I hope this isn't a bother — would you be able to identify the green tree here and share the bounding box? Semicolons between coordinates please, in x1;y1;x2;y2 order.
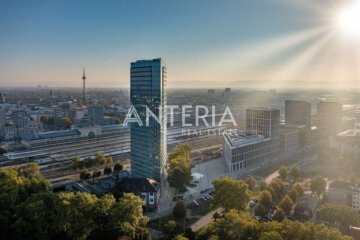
273;208;285;221
72;157;81;170
80;169;91;180
259;190;273;209
196;210;259;240
0;167;150;240
259;180;267;191
168;145;192;192
292;183;304;196
169;144;192;160
196;210;352;240
104;166;112;175
40;116;54;125
212;176;250;211
173;201;187;220
163;220;181;240
168;165;192;192
11;193;67;239
317;203;360;226
268;178;286;203
279;195;294;215
255;203;267;218
245;176;257;191
289;165;300;180
310;177;326;195
92;169;102;182
95;152;106;165
0;166;51;238
259;231;283;240
278;165;288;180
60;117;72;129
173;235;189;240
114;161;124;173
288;188;298;203
105;156;113;165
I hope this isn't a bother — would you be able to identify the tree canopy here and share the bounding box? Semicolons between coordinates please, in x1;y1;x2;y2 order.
0;166;150;240
310;177;326;196
289;166;301;180
173;201;187;220
168;144;192;192
317;203;360;227
245;176;257;191
196;210;352;240
278;165;288;180
211;176;250;211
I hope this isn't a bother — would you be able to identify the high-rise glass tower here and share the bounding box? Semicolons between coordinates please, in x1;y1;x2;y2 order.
317;101;342;136
285;100;311;129
130;58;167;183
246;107;280;138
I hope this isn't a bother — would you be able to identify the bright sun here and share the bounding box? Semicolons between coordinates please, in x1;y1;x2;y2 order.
337;1;360;37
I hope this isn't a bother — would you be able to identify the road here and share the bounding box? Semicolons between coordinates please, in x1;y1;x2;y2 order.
265;171;279;184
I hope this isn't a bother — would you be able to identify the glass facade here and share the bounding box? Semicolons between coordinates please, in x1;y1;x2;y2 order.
246;108;280;138
317;101;342;136
223;133;278;172
285;100;311;128
130;58;167;183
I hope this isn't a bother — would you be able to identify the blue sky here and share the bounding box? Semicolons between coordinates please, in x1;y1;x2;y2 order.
0;0;354;88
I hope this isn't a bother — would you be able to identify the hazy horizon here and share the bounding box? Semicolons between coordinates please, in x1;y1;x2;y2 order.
1;0;359;88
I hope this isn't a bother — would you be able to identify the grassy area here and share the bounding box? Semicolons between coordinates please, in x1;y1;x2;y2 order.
147;216;199;231
253;152;312;178
253;160;287;178
147;216;172;230
191;201;212;216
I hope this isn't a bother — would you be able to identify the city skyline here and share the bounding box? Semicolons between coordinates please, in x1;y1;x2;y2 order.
1;0;360;89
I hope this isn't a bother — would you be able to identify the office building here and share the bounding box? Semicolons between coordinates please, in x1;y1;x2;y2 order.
12;109;30;128
223;107;280;172
342;117;356;132
88;105;105;126
317;101;342;136
246;107;280;138
223;130;278;172
326;181;360;211
223;88;231;98
0;107;5;126
208;89;215;97
285;100;311;128
280;128;300;155
130;58;167;183
0;92;5;104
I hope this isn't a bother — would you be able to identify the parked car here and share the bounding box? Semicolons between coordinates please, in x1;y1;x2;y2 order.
248;200;257;208
192;200;199;207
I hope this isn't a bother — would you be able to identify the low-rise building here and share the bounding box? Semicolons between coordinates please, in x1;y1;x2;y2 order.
326;181;360;211
280;128;299;155
223;129;278;172
330;130;360;162
294;191;319;221
342;117;356;132
113;177;160;211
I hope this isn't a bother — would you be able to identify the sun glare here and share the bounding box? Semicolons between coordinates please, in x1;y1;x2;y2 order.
337;0;360;37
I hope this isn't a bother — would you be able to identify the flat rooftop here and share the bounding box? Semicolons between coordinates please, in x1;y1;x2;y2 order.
224;129;268;148
246;107;279;111
338;130;360;137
